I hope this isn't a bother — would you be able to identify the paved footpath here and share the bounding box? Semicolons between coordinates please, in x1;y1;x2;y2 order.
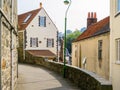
17;64;80;90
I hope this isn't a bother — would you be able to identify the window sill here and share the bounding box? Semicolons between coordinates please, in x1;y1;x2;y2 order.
115;61;120;65
47;47;54;48
115;11;120;17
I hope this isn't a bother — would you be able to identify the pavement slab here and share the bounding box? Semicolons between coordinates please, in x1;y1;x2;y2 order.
17;64;80;90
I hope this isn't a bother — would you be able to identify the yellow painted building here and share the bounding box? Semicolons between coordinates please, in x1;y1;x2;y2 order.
110;0;120;90
72;14;110;80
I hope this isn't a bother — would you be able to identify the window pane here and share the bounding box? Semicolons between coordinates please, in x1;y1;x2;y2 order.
32;38;36;47
30;38;38;47
39;16;46;27
47;38;54;47
116;39;120;61
118;0;120;11
48;39;52;47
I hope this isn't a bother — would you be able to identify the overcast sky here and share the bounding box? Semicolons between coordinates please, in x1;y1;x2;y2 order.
18;0;110;32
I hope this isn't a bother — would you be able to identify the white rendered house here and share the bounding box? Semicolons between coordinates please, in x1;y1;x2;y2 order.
18;3;58;58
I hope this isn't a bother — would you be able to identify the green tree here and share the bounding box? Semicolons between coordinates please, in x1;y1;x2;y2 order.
66;29;81;54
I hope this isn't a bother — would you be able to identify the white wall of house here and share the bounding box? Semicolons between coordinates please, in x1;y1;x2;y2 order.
25;8;58;54
110;0;120;90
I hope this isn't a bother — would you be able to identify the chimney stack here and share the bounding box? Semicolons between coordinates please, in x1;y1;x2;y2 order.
40;2;42;8
88;12;90;18
87;12;97;28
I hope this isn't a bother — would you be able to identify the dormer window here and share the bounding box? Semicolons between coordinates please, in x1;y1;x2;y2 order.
39;16;46;27
23;14;32;23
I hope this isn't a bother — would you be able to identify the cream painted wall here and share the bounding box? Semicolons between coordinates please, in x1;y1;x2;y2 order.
110;0;120;90
72;43;79;67
25;8;58;54
72;33;110;80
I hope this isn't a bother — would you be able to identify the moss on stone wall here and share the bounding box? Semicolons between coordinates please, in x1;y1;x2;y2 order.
18;32;24;62
18;47;24;62
18;32;23;47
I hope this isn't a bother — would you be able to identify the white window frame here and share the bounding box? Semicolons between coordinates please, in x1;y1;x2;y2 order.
116;39;120;64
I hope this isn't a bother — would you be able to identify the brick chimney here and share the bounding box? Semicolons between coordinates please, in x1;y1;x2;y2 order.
87;12;97;27
40;2;42;8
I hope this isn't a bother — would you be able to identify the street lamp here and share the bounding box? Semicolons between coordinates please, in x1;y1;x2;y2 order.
63;0;71;78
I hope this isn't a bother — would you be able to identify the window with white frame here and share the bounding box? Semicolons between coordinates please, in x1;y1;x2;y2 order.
39;16;46;27
47;38;54;47
117;0;120;12
30;38;38;47
116;39;120;62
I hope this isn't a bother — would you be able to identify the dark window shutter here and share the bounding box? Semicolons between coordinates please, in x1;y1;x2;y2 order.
98;40;102;60
44;17;46;27
24;30;27;48
30;38;32;47
52;39;54;47
47;38;48;47
36;38;38;47
39;16;40;26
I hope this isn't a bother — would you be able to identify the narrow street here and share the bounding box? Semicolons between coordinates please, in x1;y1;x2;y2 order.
17;64;80;90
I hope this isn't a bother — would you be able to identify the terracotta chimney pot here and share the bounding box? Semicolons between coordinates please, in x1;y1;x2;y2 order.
88;12;90;18
91;12;93;18
94;12;97;18
40;2;42;8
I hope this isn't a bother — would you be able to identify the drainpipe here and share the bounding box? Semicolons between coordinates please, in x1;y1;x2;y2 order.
0;1;2;89
0;2;1;8
10;0;13;89
10;28;13;90
57;31;59;62
0;11;2;90
23;30;26;60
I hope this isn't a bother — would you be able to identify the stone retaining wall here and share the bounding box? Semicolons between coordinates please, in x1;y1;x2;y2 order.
21;51;112;90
